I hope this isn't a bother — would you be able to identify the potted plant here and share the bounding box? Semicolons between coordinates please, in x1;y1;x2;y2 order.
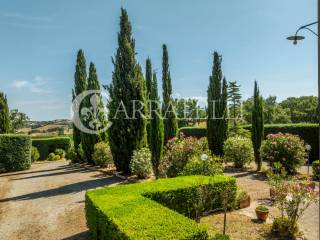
255;205;269;221
237;191;250;209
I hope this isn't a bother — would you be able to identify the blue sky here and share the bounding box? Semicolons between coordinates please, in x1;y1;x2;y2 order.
0;0;317;120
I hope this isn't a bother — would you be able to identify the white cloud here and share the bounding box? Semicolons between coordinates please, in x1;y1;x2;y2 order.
10;80;28;88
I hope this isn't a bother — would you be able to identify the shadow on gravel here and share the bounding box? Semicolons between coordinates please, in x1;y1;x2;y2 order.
0;175;120;203
224;166;267;181
62;231;89;240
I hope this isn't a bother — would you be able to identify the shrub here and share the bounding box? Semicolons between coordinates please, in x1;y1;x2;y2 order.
159;136;209;177
0;134;31;171
312;160;320;180
130;147;153;178
272;217;298;238
32;137;71;160
92;142;113;167
47;153;56;161
85;175;237;240
243;123;318;161
54;154;61;160
31;146;40;162
224;136;254;168
213;233;231;240
66;145;78;162
54;149;66;159
179;154;223;176
261;133;307;174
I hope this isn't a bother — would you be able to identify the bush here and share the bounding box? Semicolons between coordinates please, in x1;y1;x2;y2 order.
312;160;320;180
261;133;307;174
179;154;223;176
213;233;231;240
85;175;237;240
92;142;113;167
0;134;31;171
47;153;56;161
66;145;78;162
32;137;71;160
178;127;206;138
54;149;66;159
224;136;254;168
243;123;318;161
31;146;40;162
159;136;209;177
272;217;298;238
130;147;153;178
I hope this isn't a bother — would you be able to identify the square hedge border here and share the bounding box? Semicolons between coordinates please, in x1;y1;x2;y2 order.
85;175;236;240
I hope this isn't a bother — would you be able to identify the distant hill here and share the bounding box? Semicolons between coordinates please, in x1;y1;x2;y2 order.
18;119;73;137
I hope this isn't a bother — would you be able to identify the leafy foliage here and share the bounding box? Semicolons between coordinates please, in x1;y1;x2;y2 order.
0;134;31;171
224;136;254;168
261;133;307;174
162;44;178;142
130;147;153;179
174;98;205;127
9;109;29;132
227;81;241;126
31;146;40;162
213;233;231;240
107;8;147;173
0;92;10;134
207;52;228;156
251;81;264;171
54;148;66;158
312;160;320;180
92;142;113;167
85;175;236;240
32;137;71;160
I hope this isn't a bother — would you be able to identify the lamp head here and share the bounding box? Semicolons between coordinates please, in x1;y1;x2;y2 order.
287;35;305;44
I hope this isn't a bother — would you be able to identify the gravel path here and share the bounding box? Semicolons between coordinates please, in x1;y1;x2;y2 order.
0;160;122;240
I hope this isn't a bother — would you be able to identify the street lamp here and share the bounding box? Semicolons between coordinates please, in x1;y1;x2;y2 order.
287;2;320;162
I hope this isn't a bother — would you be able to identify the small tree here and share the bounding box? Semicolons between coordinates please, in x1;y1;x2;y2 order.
9;109;29;132
251;81;264;171
227;81;241;126
162;44;178;143
0;92;10;134
149;72;164;176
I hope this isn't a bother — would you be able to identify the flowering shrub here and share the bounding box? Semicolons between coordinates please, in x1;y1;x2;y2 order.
92;142;113;167
179;154;223;176
130;147;153;179
159;136;209;177
223;136;254;168
261;133;307;174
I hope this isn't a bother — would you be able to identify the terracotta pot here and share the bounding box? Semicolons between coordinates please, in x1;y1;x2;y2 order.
239;195;250;209
255;209;269;221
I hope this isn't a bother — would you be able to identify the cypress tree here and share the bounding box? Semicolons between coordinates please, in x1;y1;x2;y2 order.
251;81;264;171
73;49;87;160
162;44;178;143
107;8;147;173
150;72;164;176
81;62;107;163
145;58;152;146
207;52;228;156
0;92;10;133
227;81;242;126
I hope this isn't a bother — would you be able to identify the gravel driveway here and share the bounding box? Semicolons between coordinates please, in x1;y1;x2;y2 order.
0;160;121;240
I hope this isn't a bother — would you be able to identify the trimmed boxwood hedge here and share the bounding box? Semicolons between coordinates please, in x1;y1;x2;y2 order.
179;127;206;138
0;134;31;171
32;137;71;160
180;124;319;161
85;175;236;240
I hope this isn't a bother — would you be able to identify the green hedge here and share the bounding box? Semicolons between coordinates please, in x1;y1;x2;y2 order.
180;124;319;161
32;137;71;160
0;134;31;171
179;127;206;138
85;175;236;240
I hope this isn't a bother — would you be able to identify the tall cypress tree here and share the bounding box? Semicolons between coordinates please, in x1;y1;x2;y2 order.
0;92;10;134
73;49;87;160
162;44;178;143
207;52;228;156
251;81;264;171
150;72;164;176
107;8;147;173
81;62;107;163
145;58;152;146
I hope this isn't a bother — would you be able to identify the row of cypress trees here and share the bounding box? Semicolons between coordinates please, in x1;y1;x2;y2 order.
0;92;10;134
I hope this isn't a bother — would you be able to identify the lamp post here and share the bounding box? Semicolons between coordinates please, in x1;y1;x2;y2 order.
287;1;320;162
